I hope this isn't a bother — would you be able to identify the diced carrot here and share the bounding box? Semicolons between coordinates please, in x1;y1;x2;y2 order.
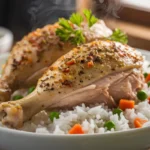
134;118;148;128
119;99;135;110
145;74;150;83
148;97;150;104
87;61;94;68
69;124;84;134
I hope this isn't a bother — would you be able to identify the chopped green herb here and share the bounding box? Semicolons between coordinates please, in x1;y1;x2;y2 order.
56;9;98;45
104;121;115;131
13;95;23;100
56;18;85;45
137;90;148;101
113;108;123;117
144;73;148;78
109;28;128;44
70;13;83;26
49;112;60;122
147;82;150;87
83;9;98;27
28;86;36;94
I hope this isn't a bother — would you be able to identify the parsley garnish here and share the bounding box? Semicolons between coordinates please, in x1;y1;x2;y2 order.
56;18;85;45
56;9;98;45
109;28;128;44
83;9;98;27
56;10;128;45
69;13;83;26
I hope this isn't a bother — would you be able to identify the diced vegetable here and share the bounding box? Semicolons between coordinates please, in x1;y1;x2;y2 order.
113;108;123;117
137;90;148;101
144;72;148;78
87;61;94;68
148;97;150;104
28;86;36;94
49;112;60;122
119;99;135;110
134;118;148;128
66;60;76;66
12;95;23;100
147;82;150;87
104;121;115;131
145;74;150;83
69;124;84;134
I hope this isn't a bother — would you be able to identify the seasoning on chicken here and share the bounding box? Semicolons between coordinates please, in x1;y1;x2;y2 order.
0;40;144;128
0;11;113;102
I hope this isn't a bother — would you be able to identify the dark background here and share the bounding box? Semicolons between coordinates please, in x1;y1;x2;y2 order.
0;0;76;41
0;0;150;50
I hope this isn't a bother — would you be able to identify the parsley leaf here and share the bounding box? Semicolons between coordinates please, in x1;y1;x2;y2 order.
70;13;83;26
56;9;98;45
58;18;72;31
109;28;128;44
70;30;85;45
83;9;98;27
56;18;85;45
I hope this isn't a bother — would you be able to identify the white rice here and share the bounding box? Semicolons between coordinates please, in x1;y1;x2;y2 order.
2;60;150;135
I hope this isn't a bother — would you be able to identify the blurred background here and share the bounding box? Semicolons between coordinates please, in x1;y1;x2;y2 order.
0;0;150;54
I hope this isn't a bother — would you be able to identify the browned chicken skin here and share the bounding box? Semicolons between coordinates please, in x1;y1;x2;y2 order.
0;40;144;128
0;20;112;102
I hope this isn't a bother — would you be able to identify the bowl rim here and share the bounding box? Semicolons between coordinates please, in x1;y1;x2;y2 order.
0;49;150;138
0;123;150;138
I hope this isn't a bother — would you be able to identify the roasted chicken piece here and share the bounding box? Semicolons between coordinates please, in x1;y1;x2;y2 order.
0;20;112;102
0;40;144;128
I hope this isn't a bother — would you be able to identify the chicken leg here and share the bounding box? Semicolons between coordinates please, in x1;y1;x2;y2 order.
0;40;144;128
0;20;112;102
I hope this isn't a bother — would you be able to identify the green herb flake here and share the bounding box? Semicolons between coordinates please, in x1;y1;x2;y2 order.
104;121;115;131
83;9;98;27
56;9;99;45
137;90;148;101
109;28;128;44
13;95;23;100
49;112;60;122
147;82;150;87
56;17;85;45
28;86;36;94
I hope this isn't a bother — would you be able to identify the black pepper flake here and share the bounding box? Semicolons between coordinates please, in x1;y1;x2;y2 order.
50;87;54;90
78;70;84;75
62;68;70;73
80;79;83;83
94;56;102;63
81;60;85;64
62;80;72;86
12;59;20;71
87;56;93;61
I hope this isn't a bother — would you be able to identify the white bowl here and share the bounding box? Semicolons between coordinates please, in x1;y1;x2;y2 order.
0;49;150;150
0;27;13;54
